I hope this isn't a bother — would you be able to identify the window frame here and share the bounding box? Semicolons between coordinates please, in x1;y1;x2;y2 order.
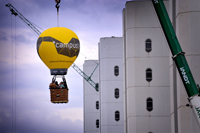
114;88;119;99
146;68;152;82
146;97;153;112
114;66;119;76
145;39;152;53
96;101;99;110
96;119;99;128
115;111;120;121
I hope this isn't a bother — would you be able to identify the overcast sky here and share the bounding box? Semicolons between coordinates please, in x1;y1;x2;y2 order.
0;0;128;132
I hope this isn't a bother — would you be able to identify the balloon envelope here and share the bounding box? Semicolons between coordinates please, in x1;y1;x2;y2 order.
37;27;80;75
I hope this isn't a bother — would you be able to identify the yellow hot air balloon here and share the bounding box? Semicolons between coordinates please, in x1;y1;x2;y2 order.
37;27;80;103
37;27;80;75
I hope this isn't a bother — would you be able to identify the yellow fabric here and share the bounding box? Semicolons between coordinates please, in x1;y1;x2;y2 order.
37;27;80;70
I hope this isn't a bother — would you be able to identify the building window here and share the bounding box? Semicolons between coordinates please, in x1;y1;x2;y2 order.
114;88;119;99
146;68;152;82
114;66;119;76
96;119;99;128
145;39;152;53
115;111;120;121
147;98;153;112
96;101;99;110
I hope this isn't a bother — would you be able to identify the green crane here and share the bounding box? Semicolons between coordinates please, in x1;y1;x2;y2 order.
151;0;200;126
6;3;99;91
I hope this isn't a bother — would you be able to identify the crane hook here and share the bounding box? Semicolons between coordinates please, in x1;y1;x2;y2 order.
55;0;61;13
55;0;61;27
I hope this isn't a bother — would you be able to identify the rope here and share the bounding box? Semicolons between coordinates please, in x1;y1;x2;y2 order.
57;12;59;27
80;52;99;64
14;16;17;133
11;12;14;133
11;13;17;133
56;3;60;27
31;21;44;31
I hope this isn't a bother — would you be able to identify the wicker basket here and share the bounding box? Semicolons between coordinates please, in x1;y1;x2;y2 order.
50;88;69;103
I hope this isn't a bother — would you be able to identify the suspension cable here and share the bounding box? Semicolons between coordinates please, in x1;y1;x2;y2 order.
14;15;17;133
11;14;13;133
55;0;61;27
11;13;17;133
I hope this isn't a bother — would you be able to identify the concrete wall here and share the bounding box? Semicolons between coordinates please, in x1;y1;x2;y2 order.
83;60;100;133
123;1;171;133
169;0;200;132
83;0;200;132
98;37;124;133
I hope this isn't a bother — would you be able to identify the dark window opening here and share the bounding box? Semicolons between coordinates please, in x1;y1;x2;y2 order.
145;39;152;53
114;66;119;76
96;101;99;110
96;119;99;128
115;88;119;99
146;68;152;82
115;111;120;121
147;98;153;112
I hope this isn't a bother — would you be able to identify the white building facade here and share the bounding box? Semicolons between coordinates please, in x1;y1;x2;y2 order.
123;1;171;133
83;37;124;133
98;37;124;133
83;60;100;133
84;0;200;133
169;0;200;132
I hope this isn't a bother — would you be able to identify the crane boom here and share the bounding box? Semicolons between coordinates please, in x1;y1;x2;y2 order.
71;63;99;91
6;3;99;91
151;0;200;127
6;3;41;36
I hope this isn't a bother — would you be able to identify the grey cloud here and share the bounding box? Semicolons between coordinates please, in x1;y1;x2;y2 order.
0;61;12;90
0;31;9;41
0;106;83;133
0;83;83;133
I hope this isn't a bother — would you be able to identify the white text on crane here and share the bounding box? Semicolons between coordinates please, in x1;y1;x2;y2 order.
180;67;190;84
195;107;200;118
153;0;159;4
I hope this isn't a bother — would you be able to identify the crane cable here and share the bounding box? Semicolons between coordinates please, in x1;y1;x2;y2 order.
55;0;61;27
11;13;17;133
